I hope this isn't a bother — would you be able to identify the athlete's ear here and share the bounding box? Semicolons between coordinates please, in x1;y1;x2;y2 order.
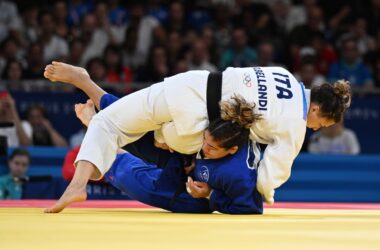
228;146;239;155
310;103;320;113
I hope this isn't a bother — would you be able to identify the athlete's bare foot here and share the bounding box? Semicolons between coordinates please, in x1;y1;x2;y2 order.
44;183;87;213
75;99;96;127
44;61;90;88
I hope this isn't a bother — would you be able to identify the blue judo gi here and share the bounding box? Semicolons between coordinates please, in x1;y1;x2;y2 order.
100;94;263;214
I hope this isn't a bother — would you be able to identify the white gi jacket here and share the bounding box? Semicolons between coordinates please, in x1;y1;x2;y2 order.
163;67;309;204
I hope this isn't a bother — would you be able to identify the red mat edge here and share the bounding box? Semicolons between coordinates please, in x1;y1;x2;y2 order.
1;200;380;210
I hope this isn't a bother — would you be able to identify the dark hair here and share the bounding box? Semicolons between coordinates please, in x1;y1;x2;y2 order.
1;59;23;80
103;44;123;73
9;148;30;162
208;95;262;149
25;104;49;120
310;80;352;122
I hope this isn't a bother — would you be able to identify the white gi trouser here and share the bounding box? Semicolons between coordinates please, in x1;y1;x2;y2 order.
76;79;205;180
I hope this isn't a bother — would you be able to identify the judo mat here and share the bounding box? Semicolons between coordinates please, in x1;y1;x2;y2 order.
1;200;380;250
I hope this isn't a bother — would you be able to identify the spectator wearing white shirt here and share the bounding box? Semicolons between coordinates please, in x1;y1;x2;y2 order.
78;13;110;67
124;3;160;65
38;11;69;63
308;120;360;155
0;92;31;147
0;0;22;43
187;39;217;72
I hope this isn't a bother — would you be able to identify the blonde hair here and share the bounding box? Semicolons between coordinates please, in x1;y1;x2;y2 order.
220;94;262;129
208;95;261;149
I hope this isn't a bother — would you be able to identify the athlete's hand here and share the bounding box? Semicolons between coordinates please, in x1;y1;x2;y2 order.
184;159;195;175
186;177;211;199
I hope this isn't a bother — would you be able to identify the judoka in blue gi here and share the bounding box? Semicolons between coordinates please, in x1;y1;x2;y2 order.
101;93;263;214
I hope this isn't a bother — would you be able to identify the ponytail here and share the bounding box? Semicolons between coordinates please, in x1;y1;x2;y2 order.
310;80;352;122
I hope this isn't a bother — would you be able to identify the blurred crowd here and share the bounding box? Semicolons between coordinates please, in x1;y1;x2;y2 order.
0;0;379;91
1;0;379;153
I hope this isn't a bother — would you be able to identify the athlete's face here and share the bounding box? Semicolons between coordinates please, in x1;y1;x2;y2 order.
201;130;238;159
306;103;336;131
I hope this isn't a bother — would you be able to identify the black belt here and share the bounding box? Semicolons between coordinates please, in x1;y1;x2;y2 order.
169;72;222;208
206;72;223;121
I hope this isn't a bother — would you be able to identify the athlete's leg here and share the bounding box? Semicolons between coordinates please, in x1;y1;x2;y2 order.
104;153;212;213
47;84;173;213
44;61;106;110
45;100;120;213
44;160;94;213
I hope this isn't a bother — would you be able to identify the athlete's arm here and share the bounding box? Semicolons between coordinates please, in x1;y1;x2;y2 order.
256;118;306;204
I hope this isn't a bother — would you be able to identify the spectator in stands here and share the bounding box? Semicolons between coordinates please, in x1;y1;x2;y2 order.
0;148;30;199
294;57;326;88
201;27;219;66
38;11;69;63
271;0;316;33
164;1;187;35
77;13;111;67
2;59;24;90
172;59;188;75
104;45;133;85
67;0;93;28
349;17;376;55
0;92;31;147
220;28;257;69
23;42;44;79
25;104;67;147
166;31;184;69
289;6;325;48
255;41;279;67
0;37;24;76
126;2;160;65
209;4;233;53
53;1;69;39
328;37;374;90
187;39;217;72
94;2;123;45
122;25;145;70
67;39;84;66
86;57;107;84
20;3;39;45
363;0;380;36
135;45;169;82
308;120;360;155
108;0;128;26
146;0;169;24
309;32;338;75
0;0;22;43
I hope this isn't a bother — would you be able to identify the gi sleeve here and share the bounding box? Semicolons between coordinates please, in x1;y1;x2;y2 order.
255;118;306;205
100;93;120;110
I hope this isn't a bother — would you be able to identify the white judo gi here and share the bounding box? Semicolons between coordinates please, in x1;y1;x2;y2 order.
77;66;309;204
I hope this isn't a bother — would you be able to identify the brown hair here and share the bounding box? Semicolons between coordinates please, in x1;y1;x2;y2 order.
310;80;352;122
208;95;262;149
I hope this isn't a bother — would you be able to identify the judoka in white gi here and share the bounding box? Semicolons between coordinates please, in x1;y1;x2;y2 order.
43;62;351;213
